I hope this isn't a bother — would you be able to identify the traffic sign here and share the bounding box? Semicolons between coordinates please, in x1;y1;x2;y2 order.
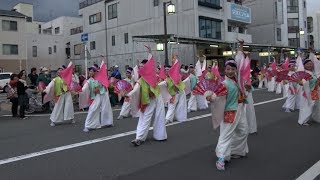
81;33;88;42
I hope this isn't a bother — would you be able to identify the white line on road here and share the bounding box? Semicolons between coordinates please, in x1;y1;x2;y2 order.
296;160;320;180
0;97;284;166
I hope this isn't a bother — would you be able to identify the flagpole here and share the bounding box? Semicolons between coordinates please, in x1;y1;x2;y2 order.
85;43;88;78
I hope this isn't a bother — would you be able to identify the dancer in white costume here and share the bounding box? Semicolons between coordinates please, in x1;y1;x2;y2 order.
258;64;267;88
117;67;135;120
282;61;297;112
82;66;113;132
297;58;320;126
46;66;74;127
129;59;167;146
163;64;188;124
267;63;276;92
245;71;257;134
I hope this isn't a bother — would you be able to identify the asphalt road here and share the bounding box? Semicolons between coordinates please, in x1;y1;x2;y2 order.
0;89;319;180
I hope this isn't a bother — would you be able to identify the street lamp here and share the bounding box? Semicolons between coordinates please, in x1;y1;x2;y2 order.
163;1;176;66
156;43;164;51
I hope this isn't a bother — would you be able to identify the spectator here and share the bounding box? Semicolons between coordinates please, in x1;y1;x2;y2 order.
79;70;86;87
17;72;28;119
36;67;51;111
28;68;38;87
111;65;122;80
8;74;19;117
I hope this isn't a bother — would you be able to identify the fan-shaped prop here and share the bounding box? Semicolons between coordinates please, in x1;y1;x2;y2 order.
275;70;290;82
266;70;276;78
192;79;227;96
114;80;133;94
70;81;82;92
109;77;118;84
290;71;312;82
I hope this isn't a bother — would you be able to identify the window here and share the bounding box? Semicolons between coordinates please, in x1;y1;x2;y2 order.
54;45;57;53
275;2;278;19
70;26;83;35
89;12;101;24
2;20;17;31
49;47;52;54
124;33;128;44
198;0;221;9
288;18;299;33
90;41;96;50
154;0;159;6
199;16;222;39
74;44;83;55
277;28;281;41
112;35;115;46
108;3;117;20
304;21;307;28
38;24;41;34
307;17;313;33
303;1;306;8
288;38;298;47
287;0;298;13
32;46;37;57
2;44;18;55
55;27;60;34
239;27;245;34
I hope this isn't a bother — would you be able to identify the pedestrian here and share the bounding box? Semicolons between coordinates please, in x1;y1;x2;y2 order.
28;68;38;87
128;59;167;146
17;72;29;119
82;65;113;132
111;65;122;80
6;74;19;117
46;66;75;126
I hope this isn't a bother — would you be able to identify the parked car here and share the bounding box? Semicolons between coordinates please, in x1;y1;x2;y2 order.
0;72;12;91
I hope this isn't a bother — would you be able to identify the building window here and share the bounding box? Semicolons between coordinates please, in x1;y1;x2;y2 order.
32;46;37;57
199;16;222;39
89;12;102;24
277;28;281;41
288;38;298;47
303;1;306;8
3;44;18;55
54;45;57;53
239;27;245;34
154;0;159;6
287;0;298;13
55;27;60;34
275;2;278;19
108;3;117;20
287;18;299;33
49;47;52;54
74;44;83;55
70;26;83;35
90;41;96;50
198;0;221;9
2;20;17;31
124;33;128;44
307;17;313;33
112;35;115;46
38;24;41;34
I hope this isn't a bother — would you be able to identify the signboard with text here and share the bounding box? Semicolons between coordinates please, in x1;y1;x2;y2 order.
231;3;251;23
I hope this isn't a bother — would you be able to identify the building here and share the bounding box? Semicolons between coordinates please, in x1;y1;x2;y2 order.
245;0;308;48
0;9;28;72
307;11;320;51
76;0;252;73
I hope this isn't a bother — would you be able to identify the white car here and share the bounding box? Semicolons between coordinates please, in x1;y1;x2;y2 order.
0;72;12;89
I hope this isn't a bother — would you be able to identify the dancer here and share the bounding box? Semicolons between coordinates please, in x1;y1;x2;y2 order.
45;65;74;126
82;63;113;132
128;55;167;146
282;60;297;112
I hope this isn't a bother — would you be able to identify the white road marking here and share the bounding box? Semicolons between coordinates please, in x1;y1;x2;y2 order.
0;97;284;166
296;160;320;180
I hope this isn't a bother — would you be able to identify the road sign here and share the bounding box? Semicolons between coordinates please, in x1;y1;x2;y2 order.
81;33;88;42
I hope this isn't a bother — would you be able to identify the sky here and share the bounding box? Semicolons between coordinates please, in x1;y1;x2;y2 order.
0;0;320;22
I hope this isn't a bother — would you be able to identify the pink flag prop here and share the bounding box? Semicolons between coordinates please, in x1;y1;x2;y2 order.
168;59;181;84
211;64;221;80
138;54;157;87
270;61;277;72
60;62;73;86
282;57;290;70
159;65;167;80
95;61;110;88
296;55;304;71
242;56;251;83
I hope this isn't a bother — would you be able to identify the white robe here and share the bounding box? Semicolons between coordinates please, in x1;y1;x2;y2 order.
50;92;74;123
246;91;257;134
215;104;249;161
283;83;289;98
282;85;296;111
119;101;131;117
165;90;188;123
268;77;276;92
275;82;282;94
85;92;113;129
188;94;208;111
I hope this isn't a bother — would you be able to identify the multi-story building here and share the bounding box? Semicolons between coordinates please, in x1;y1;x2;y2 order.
245;0;308;48
0;9;28;72
307;11;320;51
76;0;252;73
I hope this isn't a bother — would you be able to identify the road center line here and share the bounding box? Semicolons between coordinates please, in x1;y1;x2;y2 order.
0;97;284;166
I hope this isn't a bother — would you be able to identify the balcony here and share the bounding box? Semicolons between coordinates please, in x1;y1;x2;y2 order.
225;2;251;24
225;32;252;43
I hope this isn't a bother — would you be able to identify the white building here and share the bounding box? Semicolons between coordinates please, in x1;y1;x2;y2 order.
307;11;320;51
245;0;308;48
75;0;252;74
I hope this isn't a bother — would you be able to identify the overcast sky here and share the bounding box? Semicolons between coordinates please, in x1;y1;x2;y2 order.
0;0;320;22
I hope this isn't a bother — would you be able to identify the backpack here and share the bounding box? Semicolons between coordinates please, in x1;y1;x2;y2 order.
5;84;17;99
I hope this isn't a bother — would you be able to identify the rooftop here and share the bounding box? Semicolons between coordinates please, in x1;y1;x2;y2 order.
0;9;27;18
